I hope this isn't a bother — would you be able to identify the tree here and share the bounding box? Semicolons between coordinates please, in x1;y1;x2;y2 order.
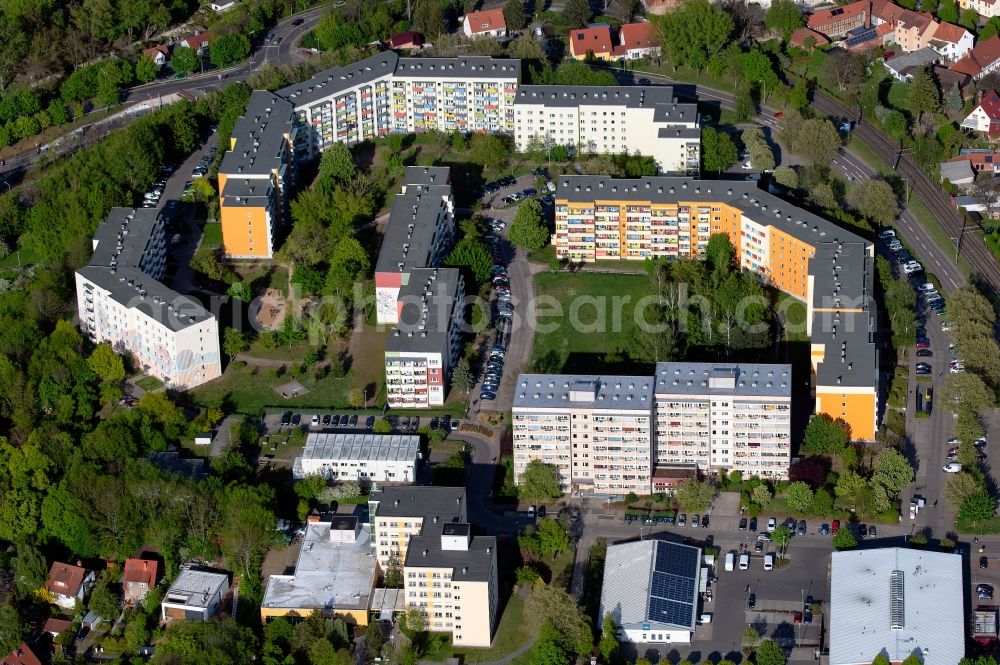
789;77;809;109
210;33;251;69
504;0;528;30
945;472;984;509
403;605;426;635
12;544;47;597
562;0;593;27
89;571;122;619
152;618;257;664
326;237;371;296
526;585;593;655
170;46;199;76
734;87;755;123
384;553;402;588
960;7;979;29
469;133;510;169
451;358;475;393
785;481;814;513
446;236;493;287
764;0;804;39
945;372;995;414
702;126;738;173
848;179;898;228
871;448;914;495
519;459;562;501
773;166;798;189
885;110;908;139
751;483;772;506
319;143;357;184
960;491;996;524
705;233;734;275
365;620;385;654
908;66;940;121
0;603;22;653
803;415;850;455
771;524;791;555
135;55;159;83
756;641;786;665
937;0;959;22
832;529;857;550
509;200;549;251
373;419;393;433
599;613;619;663
223;328;249;359
675;478;715;512
88;342;126;383
653;0;733;71
414;0;446;39
536;518;570;557
780;115;841;167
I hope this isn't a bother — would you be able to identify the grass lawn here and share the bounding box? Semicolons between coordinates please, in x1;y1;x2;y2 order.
135;376;164;391
188;362;355;415
528;245;557;266
202;222;223;247
450;591;533;664
958;515;1000;534
530;271;652;373
0;246;39;268
777;292;809;343
244;339;316;361
886;80;910;112
351;322;389;397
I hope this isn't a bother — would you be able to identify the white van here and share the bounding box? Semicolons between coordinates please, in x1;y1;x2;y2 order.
763;553;774;571
739;553;750;570
724;552;735;572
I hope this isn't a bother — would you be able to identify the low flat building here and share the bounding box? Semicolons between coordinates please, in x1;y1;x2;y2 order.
161;568;230;622
829;548;963;665
600;539;701;644
46;562;95;610
75;207;221;389
261;515;377;625
292;432;420;483
940;158;976;185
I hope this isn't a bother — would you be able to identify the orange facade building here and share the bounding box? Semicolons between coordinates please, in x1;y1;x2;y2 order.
218;91;298;259
554;176;878;440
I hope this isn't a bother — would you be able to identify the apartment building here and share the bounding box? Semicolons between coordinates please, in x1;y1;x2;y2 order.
277;53;520;159
511;375;655;494
653;363;792;480
375;167;465;408
512;85;700;175
368;486;497;648
75;207;221;389
551;175;878;441
217;91;298;259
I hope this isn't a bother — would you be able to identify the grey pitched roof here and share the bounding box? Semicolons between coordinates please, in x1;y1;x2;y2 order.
370;486;466;523
374;182;452;274
404;533;496;582
515;85;684;110
384;267;463;354
513;374;655;411
395;56;520;80
220;177;273;206
277;51;400;107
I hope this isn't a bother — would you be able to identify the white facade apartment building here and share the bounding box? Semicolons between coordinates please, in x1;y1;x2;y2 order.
277;53;520;159
292;433;420;483
75;207;221;389
511;375;656;495
653;363;792;480
512;85;701;175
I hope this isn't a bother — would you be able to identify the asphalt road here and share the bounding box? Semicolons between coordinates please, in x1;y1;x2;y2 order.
0;5;328;186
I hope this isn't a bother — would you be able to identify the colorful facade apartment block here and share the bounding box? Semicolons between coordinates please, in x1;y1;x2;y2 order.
552;176;878;442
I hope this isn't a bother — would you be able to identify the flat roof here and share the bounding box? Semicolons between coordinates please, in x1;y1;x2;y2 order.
165;569;229;608
262;521;376;612
653;362;792;398
829;548;964;665
405;533;496;582
298;432;420;462
219;91;293;177
370;486;466;523
512;374;655;411
385;267;463;354
394;56;520;80
600;539;700;632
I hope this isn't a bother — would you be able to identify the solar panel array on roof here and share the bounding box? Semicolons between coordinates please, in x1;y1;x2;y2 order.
646;542;698;625
846;27;878;47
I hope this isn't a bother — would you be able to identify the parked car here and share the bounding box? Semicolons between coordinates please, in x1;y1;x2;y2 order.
339;415;349;427
748;517;757;532
868;526;876;538
349;415;358;426
916;349;933;357
832;519;840;535
692;515;700;528
308;414;318;427
819;523;829;535
982;556;989;569
280;411;292;426
858;524;868;538
480;391;496;400
322;414;331;425
678;513;686;527
747;594;756;609
916;362;932;376
366;416;376;429
702;515;709;528
739;517;748;531
878;229;896;239
797;520;806;536
979;583;994;600
943;462;962;473
767;517;776;532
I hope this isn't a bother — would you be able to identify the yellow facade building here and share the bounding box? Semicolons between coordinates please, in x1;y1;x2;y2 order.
553;176;878;441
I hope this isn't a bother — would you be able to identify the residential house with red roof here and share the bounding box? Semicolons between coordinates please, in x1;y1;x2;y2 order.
790;27;830;50
618;22;661;60
142;44;170;68
462;9;507;38
0;645;41;665
42;618;73;639
807;1;869;38
928;21;974;61
123;558;160;604
45;562;95;610
569;25;616;60
951;36;1000;79
962;91;1000;136
180;31;212;54
387;31;423;50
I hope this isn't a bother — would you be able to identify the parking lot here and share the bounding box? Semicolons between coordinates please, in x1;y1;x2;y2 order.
261;410;459;436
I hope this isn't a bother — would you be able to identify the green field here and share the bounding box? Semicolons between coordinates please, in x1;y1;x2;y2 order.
201;222;223;247
530;271;653;373
189;362;354;415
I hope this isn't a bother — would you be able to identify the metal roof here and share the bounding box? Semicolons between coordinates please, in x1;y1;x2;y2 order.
599;539;700;632
298;433;420;463
829;548;964;665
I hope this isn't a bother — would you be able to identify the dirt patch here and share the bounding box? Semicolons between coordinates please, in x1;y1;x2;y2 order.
255;288;286;330
275;379;309;398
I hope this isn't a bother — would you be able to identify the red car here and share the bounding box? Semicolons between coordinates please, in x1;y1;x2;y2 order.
916;340;930;349
832;519;840;535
